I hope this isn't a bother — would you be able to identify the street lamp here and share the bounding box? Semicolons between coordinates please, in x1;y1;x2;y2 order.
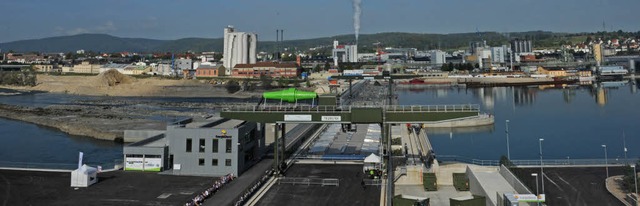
531;173;539;195
539;138;545;194
632;165;638;206
506;120;511;160
602;144;609;178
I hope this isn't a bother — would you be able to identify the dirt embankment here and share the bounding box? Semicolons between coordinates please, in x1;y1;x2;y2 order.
0;71;259;98
0;103;166;141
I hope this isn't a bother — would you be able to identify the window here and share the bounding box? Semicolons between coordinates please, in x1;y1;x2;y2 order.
186;139;192;152
198;158;205;166
212;159;218;166
226;139;232;153
225;159;232;166
212;139;219;153
199;139;205;153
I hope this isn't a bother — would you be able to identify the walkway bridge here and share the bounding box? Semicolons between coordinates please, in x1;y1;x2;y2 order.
221;104;480;124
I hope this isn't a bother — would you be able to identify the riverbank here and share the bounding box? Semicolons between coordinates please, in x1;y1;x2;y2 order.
0;74;260;98
0;103;166;141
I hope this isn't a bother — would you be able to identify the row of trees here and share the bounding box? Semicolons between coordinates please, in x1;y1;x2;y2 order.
440;62;478;72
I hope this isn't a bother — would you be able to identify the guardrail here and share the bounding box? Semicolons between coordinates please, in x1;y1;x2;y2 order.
437;155;640;167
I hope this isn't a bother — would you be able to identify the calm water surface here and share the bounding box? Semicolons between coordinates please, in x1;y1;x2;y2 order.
398;80;640;160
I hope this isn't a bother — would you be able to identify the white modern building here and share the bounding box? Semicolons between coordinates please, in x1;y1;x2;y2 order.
223;26;257;75
332;40;358;67
430;50;446;66
490;47;506;64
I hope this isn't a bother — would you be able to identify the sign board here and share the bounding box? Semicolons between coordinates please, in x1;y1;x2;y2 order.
144;158;162;172
321;116;342;121
284;114;312;121
364;77;374;80
125;157;144;171
173;164;181;170
125;157;162;172
514;194;545;202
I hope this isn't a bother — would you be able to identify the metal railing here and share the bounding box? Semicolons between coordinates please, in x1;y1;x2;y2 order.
0;159;123;171
278;177;339;186
222;104;480;113
385;104;480;113
437;155;639;167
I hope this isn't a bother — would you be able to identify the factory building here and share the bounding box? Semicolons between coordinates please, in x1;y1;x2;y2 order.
511;39;533;54
123;118;264;177
223;26;257;76
332;40;358;67
430;50;446;66
490;47;506;64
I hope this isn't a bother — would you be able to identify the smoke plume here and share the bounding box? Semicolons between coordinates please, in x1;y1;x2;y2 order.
352;0;362;43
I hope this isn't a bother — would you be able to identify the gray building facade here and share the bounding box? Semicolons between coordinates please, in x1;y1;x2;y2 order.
123;118;264;177
167;119;263;176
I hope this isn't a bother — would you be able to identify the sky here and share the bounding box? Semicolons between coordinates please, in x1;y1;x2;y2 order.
1;0;639;43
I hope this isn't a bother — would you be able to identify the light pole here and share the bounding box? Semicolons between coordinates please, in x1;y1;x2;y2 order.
602;144;609;178
632;165;638;206
506;120;511;160
539;138;545;194
532;173;540;206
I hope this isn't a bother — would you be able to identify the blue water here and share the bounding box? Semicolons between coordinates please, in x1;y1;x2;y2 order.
398;81;640;160
0;117;122;167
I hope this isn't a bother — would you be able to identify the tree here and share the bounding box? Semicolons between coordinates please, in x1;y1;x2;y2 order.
622;162;640;193
225;80;241;93
260;75;273;90
499;155;515;168
324;62;331;71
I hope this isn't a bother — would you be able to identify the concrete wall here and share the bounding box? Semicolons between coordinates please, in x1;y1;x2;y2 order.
466;167;494;206
123;130;165;143
498;165;536;206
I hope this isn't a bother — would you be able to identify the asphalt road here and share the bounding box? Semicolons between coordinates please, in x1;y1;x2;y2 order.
0;169;214;206
512;167;626;206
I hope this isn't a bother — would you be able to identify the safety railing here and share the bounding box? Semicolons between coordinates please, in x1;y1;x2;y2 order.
222;104;481;113
437;155;639;167
278;177;339;186
0;159;123;171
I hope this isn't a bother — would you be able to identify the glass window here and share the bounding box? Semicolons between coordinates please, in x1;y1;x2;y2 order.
212;159;218;166
212;139;219;153
199;139;205;153
225;159;232;166
198;158;204;166
226;139;232;153
186;138;192;152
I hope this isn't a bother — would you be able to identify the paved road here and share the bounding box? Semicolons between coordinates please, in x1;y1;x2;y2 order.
0;170;213;206
512;167;626;206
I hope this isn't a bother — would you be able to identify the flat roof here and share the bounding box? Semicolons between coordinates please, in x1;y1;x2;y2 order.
183;118;245;129
211;119;245;129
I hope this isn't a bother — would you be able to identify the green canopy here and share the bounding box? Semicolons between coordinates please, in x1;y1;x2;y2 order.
263;88;317;103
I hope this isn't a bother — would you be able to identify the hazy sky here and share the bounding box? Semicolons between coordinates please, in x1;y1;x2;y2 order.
1;0;638;43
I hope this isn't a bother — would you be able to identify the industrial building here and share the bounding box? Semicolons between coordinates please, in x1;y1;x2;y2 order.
223;26;257;75
430;50;446;66
123;118;264;177
232;62;299;78
511;39;533;54
332;40;358;67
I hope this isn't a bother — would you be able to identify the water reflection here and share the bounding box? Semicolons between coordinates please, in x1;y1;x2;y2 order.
397;80;640;160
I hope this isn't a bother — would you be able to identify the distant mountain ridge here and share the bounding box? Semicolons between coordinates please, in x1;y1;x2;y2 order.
0;31;580;53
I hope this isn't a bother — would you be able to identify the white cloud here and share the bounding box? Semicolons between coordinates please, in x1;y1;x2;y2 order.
53;21;117;36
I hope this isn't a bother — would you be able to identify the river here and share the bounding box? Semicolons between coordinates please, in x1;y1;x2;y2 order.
398;80;640;161
0;81;639;168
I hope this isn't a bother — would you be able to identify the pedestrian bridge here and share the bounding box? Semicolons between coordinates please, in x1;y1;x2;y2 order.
220;104;480;124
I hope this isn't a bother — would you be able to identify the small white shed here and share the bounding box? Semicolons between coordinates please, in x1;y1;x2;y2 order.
70;164;98;187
